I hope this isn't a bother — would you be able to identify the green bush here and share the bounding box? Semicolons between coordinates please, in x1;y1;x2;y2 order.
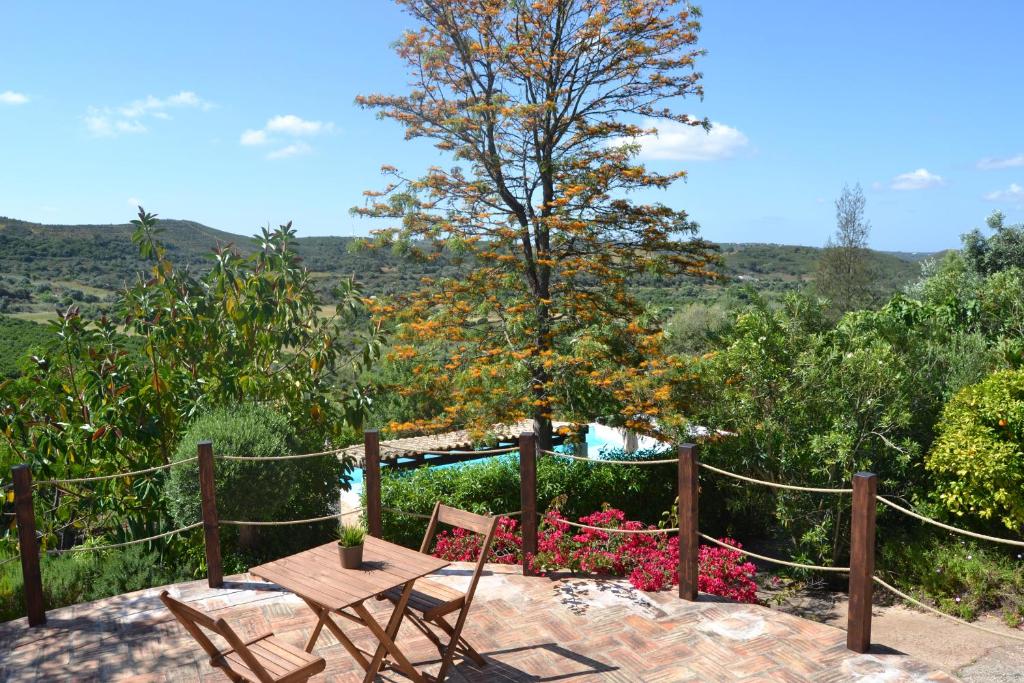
165;405;342;560
881;532;1024;625
926;369;1024;532
375;447;678;548
1;545;192;622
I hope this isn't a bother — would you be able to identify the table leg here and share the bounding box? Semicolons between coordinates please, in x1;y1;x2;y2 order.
300;597;371;671
354;582;421;683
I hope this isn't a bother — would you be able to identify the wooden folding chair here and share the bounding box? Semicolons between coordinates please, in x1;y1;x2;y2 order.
380;502;499;682
159;590;325;683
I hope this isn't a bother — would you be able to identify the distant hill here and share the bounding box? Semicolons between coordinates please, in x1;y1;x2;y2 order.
0;216;934;321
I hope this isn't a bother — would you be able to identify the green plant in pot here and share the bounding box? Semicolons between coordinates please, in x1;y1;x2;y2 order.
337;523;366;569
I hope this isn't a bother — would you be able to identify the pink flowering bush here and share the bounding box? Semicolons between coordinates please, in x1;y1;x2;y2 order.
430;504;759;603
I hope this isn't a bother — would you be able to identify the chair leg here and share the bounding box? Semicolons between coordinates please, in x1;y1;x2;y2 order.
433;613;487;669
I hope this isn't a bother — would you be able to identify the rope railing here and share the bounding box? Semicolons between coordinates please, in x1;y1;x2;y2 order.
697;462;854;494
381;445;519;457
539;449;679;465
557;519;678;534
217;447;348;462
43;522;203;556
378;506;524;520
872;575;1024;643
876;496;1024;548
0;555;20;568
32;457;199;486
220;513;342;526
697;533;851;573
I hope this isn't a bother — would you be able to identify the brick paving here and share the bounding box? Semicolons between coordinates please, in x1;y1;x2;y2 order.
0;564;956;682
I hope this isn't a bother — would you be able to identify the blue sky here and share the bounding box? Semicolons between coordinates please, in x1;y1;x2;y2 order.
1;1;1022;251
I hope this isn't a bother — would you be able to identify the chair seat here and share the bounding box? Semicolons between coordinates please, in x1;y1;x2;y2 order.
214;633;326;683
384;577;466;620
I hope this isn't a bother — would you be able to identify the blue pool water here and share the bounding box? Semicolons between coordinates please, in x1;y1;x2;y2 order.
346;425;621;493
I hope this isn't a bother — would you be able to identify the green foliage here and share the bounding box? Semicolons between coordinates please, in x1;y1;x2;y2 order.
374;448;677;548
963;211;1024;277
0;545;192;622
686;291;1006;564
0;208;378;561
337;523;366;547
881;533;1024;625
165;405;342;558
926;369;1024;532
0;315;51;378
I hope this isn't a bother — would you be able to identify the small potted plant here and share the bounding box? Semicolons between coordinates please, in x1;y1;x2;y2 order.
337;523;366;569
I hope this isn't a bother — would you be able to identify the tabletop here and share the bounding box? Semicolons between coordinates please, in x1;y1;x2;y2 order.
250;536;450;611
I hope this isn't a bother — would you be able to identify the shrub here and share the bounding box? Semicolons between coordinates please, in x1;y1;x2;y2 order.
375;447;677;548
881;533;1024;625
0;545;192;622
165;405;342;559
925;369;1024;532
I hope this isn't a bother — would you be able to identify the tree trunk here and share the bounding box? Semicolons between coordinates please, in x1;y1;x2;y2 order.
533;413;553;452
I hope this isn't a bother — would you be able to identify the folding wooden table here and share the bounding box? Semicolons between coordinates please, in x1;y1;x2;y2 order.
251;536;450;683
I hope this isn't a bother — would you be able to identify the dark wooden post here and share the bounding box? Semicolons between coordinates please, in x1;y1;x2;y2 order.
197;441;222;588
847;471;877;653
519;432;538;576
12;464;45;626
678;443;699;601
364;430;382;538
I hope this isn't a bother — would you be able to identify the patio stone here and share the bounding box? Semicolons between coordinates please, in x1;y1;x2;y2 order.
0;563;957;681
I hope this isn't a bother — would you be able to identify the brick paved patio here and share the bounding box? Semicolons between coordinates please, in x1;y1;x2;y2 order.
0;564;955;682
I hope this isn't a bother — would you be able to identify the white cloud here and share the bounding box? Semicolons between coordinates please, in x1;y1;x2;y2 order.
977;154;1024;171
127;197;144;207
618;119;749;162
241;114;335;158
267;142;312;160
240;129;268;145
983;183;1024;204
265;114;332;136
85;91;212;137
0;90;29;105
889;168;944;191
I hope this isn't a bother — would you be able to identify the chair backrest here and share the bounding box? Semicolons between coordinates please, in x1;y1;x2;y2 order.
159;591;276;683
419;503;500;609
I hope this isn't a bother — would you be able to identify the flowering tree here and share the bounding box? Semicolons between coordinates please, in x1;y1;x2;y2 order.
355;0;718;446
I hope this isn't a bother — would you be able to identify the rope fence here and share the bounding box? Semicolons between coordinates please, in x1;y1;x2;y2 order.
539;448;680;465
220;513;342;526
697;533;851;573
381;445;519;457
698;462;854;494
872;575;1024;643
558;519;678;534
43;522;203;556
32;457;199;486
217;447;347;462
876;496;1024;548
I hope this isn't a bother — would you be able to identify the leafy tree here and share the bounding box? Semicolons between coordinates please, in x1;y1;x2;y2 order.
962;210;1024;276
0;209;379;557
354;0;718;446
815;183;876;314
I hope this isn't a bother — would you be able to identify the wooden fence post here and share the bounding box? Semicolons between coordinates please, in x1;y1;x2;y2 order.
519;432;538;576
364;430;382;538
12;464;45;626
678;443;699;601
847;471;877;653
197;441;222;588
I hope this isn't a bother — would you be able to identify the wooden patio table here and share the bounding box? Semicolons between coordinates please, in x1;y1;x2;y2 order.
251;536;450;683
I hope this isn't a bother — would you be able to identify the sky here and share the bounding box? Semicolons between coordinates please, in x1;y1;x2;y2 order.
1;1;1023;252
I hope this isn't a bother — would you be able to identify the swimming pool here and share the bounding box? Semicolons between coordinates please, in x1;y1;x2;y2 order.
344;423;651;493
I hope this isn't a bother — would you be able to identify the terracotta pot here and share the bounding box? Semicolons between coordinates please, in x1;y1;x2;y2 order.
338;543;363;569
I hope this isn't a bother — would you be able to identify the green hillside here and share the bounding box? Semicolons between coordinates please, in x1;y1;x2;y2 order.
0;215;931;320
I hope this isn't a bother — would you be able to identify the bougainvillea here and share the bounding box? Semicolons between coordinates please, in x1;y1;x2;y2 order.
430;506;759;603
